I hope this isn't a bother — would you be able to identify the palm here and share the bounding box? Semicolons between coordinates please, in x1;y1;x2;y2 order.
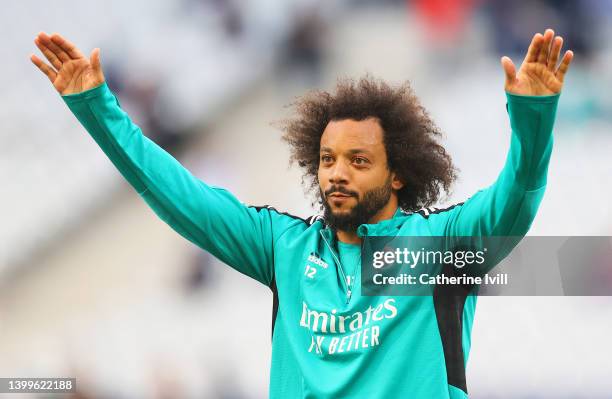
31;32;105;95
52;58;99;94
512;62;562;95
502;29;573;96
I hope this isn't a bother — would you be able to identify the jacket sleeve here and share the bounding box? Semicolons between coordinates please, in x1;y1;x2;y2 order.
426;92;560;271
62;82;295;287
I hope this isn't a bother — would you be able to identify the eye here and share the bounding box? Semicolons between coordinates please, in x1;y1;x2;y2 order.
320;154;333;163
353;157;369;166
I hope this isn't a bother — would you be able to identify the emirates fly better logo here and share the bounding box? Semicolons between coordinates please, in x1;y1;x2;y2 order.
300;299;398;355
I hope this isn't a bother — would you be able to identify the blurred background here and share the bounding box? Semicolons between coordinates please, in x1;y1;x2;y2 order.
1;0;612;397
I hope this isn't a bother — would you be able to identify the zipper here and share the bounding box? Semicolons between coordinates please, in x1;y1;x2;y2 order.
359;238;366;298
319;229;353;304
317;215;402;304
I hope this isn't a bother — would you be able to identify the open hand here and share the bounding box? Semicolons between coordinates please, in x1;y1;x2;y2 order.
30;32;105;95
501;29;573;96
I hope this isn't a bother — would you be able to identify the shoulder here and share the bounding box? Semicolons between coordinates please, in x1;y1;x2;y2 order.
248;205;323;233
411;203;465;220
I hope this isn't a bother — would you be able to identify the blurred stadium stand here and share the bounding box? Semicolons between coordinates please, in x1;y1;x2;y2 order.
0;0;345;272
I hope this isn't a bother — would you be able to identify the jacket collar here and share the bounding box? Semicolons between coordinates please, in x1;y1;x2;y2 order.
320;207;407;240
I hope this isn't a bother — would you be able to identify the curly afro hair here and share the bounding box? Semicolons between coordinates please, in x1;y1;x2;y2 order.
280;74;458;212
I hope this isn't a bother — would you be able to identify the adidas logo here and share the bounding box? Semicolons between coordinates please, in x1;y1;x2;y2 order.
307;253;328;269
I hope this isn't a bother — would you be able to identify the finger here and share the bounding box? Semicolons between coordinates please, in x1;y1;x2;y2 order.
537;29;554;64
50;33;85;59
555;50;574;82
90;48;105;81
524;33;543;63
38;32;71;63
90;48;100;71
547;36;563;71
30;54;57;83
501;56;516;86
34;37;63;70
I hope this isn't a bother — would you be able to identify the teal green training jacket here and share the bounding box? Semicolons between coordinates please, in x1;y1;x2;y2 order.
62;82;559;398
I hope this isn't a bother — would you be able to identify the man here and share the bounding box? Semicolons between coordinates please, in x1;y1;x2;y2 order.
31;28;572;398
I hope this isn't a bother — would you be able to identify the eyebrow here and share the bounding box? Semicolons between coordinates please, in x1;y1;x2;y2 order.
320;147;374;156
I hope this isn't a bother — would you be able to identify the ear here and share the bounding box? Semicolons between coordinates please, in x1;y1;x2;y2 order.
390;172;404;191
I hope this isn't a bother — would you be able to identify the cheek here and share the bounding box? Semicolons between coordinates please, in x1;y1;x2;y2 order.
317;174;324;196
359;168;382;184
357;169;388;192
317;167;327;186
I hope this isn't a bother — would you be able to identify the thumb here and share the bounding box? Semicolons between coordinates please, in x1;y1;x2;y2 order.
90;48;105;80
501;56;516;87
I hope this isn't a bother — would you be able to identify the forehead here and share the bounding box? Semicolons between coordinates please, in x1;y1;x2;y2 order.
320;118;384;150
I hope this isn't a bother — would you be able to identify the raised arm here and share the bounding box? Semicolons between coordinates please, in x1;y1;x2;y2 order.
30;32;297;286
425;29;573;269
430;89;559;236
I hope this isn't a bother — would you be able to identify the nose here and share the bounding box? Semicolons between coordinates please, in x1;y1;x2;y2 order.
328;160;349;185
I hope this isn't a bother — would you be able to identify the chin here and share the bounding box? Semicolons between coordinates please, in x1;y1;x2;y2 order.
330;203;354;214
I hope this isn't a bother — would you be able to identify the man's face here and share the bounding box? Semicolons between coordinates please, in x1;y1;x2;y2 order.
318;117;403;231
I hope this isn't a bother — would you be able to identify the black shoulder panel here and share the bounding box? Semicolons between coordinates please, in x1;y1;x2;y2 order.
249;205;310;224
416;202;465;219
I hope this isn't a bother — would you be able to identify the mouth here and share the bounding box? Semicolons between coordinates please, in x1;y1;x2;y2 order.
327;192;354;205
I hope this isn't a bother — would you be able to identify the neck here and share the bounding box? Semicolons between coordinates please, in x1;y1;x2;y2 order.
336;197;399;244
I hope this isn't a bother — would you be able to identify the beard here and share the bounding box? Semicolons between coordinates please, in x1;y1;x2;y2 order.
321;175;393;233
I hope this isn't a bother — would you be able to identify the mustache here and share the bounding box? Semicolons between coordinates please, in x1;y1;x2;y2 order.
324;186;358;198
